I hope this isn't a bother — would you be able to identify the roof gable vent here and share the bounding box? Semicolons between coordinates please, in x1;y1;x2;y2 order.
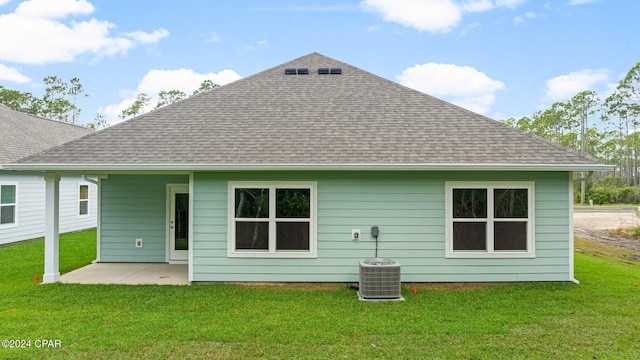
285;68;297;75
318;67;330;75
297;67;309;75
330;67;342;75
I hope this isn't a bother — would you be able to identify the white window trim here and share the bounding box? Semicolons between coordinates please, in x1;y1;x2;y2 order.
0;182;18;228
227;181;317;258
78;182;90;218
445;181;535;258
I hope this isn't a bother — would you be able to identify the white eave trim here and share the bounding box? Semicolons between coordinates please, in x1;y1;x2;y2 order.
1;163;614;172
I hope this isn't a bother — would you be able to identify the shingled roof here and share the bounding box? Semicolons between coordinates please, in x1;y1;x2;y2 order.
10;52;607;171
0;105;92;164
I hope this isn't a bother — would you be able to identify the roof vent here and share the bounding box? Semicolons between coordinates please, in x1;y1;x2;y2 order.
287;67;340;75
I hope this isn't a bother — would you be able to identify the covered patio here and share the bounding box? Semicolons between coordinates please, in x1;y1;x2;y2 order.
32;173;193;284
60;263;189;285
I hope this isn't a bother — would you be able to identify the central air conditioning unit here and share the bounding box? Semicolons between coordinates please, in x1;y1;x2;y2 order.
358;258;401;300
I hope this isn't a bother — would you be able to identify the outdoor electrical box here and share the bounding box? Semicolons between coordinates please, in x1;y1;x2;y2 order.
136;239;143;248
371;225;379;238
352;229;361;240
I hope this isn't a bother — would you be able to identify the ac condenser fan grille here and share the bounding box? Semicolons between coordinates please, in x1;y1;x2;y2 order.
359;258;401;299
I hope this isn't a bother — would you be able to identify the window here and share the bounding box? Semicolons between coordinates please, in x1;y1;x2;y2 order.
446;182;534;258
79;184;89;216
0;184;17;226
228;182;317;258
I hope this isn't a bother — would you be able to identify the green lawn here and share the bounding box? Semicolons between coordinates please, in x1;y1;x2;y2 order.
1;230;639;359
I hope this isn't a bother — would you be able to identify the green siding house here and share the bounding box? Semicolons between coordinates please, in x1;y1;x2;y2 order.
6;53;609;284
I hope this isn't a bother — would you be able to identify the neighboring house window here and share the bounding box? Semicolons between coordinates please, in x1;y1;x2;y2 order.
445;182;535;258
0;184;17;226
228;182;317;258
79;184;89;216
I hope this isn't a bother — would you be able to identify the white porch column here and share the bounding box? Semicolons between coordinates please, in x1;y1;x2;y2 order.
43;172;60;283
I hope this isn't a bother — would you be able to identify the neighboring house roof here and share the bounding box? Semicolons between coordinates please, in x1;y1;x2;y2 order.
9;52;608;171
0;104;93;163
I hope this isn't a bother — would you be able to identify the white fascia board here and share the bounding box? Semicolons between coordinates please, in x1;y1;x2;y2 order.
2;163;614;172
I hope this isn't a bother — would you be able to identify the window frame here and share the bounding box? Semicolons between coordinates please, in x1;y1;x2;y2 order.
0;183;18;228
78;183;90;217
227;181;317;258
445;181;535;258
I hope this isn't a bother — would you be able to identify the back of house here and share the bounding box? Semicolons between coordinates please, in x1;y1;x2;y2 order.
5;53;610;283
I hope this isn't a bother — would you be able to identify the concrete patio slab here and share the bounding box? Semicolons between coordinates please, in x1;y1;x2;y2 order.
60;263;189;285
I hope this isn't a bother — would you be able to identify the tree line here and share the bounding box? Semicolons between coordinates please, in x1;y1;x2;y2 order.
0;76;89;125
502;61;640;189
118;80;219;120
0;77;220;129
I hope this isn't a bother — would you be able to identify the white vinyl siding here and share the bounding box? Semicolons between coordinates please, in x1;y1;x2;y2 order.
59;177;97;233
0;172;97;245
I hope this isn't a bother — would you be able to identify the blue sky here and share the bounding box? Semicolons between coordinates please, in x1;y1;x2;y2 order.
0;0;638;125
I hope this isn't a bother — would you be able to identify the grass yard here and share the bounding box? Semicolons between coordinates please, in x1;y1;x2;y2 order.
1;230;640;359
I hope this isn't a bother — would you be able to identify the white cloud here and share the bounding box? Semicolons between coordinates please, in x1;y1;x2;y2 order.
361;0;526;33
101;68;243;125
463;0;494;13
513;12;539;25
242;39;269;51
495;0;526;9
0;0;11;5
0;64;31;83
124;29;169;44
361;0;462;33
250;5;354;12
137;68;241;94
460;21;481;35
15;0;94;19
543;68;610;102
0;0;169;65
397;62;505;114
203;32;221;43
568;0;597;5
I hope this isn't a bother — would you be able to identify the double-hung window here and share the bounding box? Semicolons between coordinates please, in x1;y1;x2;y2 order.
228;182;317;258
446;182;534;258
78;184;89;216
0;184;17;226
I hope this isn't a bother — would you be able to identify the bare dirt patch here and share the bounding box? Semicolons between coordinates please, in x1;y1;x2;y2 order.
575;238;640;264
574;211;640;254
573;211;638;231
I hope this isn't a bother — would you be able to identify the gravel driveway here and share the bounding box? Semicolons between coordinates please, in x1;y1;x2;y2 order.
574;209;640;252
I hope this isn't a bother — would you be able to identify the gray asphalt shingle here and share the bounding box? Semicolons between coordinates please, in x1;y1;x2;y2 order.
0;105;93;163
15;53;603;167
